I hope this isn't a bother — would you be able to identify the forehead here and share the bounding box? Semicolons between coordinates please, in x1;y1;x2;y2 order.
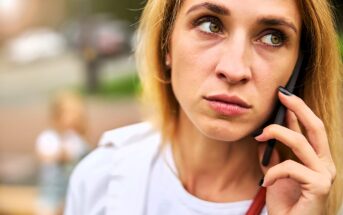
178;0;301;27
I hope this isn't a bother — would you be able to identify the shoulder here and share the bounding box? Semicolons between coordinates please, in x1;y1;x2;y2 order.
65;122;161;214
98;121;157;148
71;121;160;181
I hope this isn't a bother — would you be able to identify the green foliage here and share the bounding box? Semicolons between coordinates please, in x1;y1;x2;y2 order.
92;0;144;24
66;0;144;24
96;72;141;99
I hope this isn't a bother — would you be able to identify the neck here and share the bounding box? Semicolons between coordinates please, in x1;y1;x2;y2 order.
172;112;262;202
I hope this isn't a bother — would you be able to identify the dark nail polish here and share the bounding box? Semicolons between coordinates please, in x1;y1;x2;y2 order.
278;86;292;96
259;178;264;187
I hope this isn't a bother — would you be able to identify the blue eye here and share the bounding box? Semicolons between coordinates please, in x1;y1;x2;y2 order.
194;16;222;34
260;33;285;47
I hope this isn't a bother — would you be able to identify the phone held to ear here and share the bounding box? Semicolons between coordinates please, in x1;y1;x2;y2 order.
261;53;304;166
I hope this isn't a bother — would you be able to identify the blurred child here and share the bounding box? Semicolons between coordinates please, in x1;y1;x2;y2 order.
35;91;90;215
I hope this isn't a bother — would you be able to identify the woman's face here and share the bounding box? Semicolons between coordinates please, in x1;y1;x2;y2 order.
168;0;302;141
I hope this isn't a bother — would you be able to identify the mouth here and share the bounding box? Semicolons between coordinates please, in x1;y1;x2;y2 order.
204;94;252;116
205;94;252;108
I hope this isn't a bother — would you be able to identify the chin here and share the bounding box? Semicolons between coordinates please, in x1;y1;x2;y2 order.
197;119;254;142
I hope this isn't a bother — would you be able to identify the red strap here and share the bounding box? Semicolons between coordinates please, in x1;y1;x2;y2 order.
245;187;266;215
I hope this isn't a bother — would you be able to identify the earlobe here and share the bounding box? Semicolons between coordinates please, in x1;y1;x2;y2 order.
165;53;171;67
162;53;172;83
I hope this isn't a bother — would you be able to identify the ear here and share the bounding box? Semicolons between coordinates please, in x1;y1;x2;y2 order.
165;53;172;67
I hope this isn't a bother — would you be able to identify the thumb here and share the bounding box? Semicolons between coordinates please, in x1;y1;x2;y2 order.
258;142;281;175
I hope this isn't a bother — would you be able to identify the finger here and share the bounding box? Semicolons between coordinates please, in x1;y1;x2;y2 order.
263;160;332;196
255;124;323;172
278;89;330;158
285;109;301;133
263;160;313;186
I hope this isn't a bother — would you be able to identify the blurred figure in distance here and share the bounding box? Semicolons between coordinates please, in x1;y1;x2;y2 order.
35;91;90;215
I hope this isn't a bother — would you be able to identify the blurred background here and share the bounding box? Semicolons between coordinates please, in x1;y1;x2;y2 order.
0;0;143;214
0;0;342;214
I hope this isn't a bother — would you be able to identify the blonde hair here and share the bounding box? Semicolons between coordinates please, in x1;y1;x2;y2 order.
136;0;182;142
51;91;87;136
297;1;343;214
136;0;343;213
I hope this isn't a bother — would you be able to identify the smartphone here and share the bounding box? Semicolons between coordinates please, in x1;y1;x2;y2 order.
261;53;304;166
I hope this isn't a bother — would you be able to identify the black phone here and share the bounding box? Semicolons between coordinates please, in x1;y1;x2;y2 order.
261;53;304;166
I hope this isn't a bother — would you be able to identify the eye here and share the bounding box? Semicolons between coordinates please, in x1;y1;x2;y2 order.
199;21;221;33
260;32;286;47
193;16;223;34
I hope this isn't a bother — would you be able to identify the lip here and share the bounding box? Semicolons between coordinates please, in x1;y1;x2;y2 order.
204;94;252;116
205;94;252;108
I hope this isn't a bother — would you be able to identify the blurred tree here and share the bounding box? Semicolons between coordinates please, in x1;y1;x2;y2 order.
65;0;144;93
67;0;144;24
332;0;343;32
93;0;144;24
65;0;343;32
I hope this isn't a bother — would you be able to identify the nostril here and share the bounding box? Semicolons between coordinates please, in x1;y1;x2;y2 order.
217;73;227;80
216;71;249;84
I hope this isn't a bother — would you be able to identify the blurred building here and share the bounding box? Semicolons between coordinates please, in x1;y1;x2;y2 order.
0;0;67;44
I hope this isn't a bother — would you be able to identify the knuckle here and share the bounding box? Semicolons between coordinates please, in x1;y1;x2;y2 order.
264;125;277;134
266;164;279;176
331;167;337;180
328;165;336;183
280;159;296;170
318;177;332;195
315;119;325;130
315;168;335;195
311;118;325;132
265;124;286;137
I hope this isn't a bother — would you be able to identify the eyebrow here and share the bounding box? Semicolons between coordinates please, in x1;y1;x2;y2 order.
186;2;298;34
186;2;230;16
257;17;298;33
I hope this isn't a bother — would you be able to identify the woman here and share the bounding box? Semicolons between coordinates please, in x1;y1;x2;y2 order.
36;91;89;215
65;0;343;214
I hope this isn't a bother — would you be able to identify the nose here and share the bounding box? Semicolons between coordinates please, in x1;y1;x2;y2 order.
215;32;252;84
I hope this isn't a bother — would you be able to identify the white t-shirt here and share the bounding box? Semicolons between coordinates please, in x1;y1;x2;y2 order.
65;122;269;215
36;129;89;209
146;144;268;215
36;129;88;161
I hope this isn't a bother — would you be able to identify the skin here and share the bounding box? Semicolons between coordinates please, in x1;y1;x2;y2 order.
167;0;335;214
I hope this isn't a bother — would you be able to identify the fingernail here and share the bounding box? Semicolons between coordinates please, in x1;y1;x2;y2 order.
259;177;265;187
254;133;265;141
278;86;292;96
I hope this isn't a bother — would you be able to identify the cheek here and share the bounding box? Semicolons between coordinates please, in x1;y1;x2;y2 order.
170;35;216;101
254;50;295;91
252;54;296;121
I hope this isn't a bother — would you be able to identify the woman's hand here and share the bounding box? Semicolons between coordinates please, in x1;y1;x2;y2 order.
254;87;336;215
